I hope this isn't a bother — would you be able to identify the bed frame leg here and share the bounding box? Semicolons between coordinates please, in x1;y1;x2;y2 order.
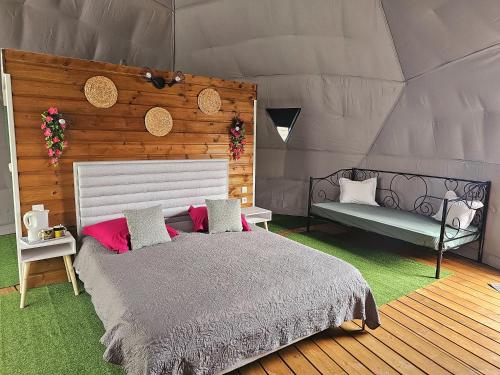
361;319;366;331
307;177;313;233
478;237;485;263
435;249;443;279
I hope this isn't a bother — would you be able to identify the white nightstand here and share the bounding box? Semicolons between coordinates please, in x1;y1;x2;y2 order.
242;206;272;230
18;233;79;308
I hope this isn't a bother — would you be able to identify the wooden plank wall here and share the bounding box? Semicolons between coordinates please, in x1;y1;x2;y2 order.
2;49;256;287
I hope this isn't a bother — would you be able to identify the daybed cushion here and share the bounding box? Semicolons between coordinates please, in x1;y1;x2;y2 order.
74;226;379;375
433;190;484;229
311;202;478;250
339;177;378;206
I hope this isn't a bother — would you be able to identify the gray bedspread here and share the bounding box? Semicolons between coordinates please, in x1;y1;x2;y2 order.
74;227;379;375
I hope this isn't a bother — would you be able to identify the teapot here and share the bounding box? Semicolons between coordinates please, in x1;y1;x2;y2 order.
23;205;49;243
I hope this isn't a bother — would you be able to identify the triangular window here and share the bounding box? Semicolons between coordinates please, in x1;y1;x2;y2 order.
266;108;301;143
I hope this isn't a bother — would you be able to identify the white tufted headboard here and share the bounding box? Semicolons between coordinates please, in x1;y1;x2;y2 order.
73;159;229;236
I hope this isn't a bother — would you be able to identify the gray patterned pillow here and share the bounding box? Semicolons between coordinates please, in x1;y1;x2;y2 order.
123;205;171;250
206;199;243;234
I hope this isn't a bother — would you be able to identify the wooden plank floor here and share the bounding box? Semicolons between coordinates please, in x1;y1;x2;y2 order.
1;224;499;374
230;224;500;375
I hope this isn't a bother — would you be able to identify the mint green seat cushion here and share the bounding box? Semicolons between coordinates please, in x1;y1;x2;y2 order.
311;202;478;250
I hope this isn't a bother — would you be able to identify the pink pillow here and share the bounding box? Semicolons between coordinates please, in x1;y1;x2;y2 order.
188;205;251;232
83;218;129;253
188;206;209;232
166;225;179;238
82;217;179;253
241;215;251;231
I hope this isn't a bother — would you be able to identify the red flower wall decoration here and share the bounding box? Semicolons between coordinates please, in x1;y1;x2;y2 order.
229;115;246;160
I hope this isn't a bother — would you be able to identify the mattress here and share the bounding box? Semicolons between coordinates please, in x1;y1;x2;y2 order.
74;226;379;375
311;202;479;250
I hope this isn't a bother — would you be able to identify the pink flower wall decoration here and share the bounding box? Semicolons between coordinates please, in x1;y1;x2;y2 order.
41;107;68;167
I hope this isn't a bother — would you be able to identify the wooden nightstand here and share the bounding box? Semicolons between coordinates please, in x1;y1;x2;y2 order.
18;233;79;308
242;206;272;230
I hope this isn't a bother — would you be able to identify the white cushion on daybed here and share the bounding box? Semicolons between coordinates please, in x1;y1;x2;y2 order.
432;190;483;230
339;177;379;206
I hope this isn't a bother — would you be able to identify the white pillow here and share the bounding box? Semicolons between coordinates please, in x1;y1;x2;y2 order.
339;177;379;206
432;190;483;230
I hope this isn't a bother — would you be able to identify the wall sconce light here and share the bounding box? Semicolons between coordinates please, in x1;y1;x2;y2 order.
143;67;166;89
143;68;185;89
168;71;185;87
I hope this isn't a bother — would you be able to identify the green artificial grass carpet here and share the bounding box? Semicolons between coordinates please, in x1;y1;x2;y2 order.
0;283;124;375
265;214;325;233
0;234;18;288
0;214;449;374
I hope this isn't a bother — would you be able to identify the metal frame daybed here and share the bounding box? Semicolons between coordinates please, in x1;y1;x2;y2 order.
307;168;491;279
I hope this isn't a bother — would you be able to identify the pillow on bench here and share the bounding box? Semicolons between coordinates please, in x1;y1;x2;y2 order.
339;177;379;206
432;190;483;230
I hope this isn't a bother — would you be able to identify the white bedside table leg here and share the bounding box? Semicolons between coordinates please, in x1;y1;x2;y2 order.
64;261;71;282
20;262;31;308
63;255;79;296
264;221;269;231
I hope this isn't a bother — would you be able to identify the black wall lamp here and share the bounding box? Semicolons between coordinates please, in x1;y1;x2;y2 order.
143;68;185;89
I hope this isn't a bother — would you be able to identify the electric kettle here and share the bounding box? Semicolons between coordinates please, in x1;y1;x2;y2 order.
23;204;49;243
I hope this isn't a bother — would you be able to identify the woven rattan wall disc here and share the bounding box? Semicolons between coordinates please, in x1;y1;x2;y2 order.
84;76;118;108
144;107;173;137
198;88;222;115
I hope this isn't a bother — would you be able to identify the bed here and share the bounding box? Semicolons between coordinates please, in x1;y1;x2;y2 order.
73;160;380;375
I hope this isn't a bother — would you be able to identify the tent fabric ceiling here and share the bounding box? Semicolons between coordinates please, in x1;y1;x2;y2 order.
381;0;500;79
1;0;500;267
175;0;403;81
0;0;174;69
369;45;500;164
